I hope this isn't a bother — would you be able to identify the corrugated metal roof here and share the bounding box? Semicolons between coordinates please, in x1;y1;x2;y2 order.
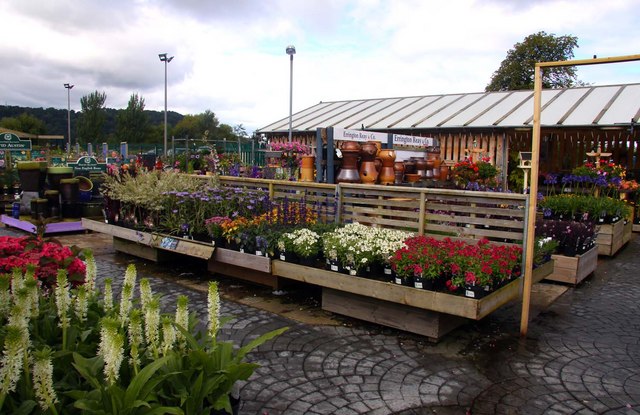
257;83;640;133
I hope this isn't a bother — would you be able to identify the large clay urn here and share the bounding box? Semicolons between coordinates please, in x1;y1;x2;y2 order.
359;141;379;184
377;149;396;185
336;141;361;183
415;158;428;178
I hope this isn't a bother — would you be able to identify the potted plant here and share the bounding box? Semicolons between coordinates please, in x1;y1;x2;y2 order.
279;228;321;266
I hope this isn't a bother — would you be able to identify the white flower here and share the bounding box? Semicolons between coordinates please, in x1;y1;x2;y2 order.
55;270;70;330
32;348;58;410
84;250;97;294
0;274;11;316
118;283;134;326
174;295;189;350
127;309;144;369
144;298;161;357
139;279;153;310
74;285;88;322
207;281;220;340
98;318;124;385
103;278;113;313
161;317;176;356
0;326;25;394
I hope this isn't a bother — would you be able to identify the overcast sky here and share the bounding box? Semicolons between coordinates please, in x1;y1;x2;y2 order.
1;0;639;135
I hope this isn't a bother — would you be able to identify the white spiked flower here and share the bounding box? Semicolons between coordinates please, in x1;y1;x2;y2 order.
0;326;25;394
55;270;70;330
139;279;152;311
74;285;88;322
84;250;97;294
123;264;137;289
32;348;58;410
144;298;160;357
118;283;133;326
98;318;124;385
24;278;39;318
103;278;113;313
207;281;220;340
174;295;189;350
161;317;176;356
11;268;24;293
0;274;11;316
127;309;144;369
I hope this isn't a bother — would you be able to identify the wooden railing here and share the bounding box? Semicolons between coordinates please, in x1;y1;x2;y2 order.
216;176;528;244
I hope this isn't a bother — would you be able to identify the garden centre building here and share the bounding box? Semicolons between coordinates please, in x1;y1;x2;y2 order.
257;82;640;179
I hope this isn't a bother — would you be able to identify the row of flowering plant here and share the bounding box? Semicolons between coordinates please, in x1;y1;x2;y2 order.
321;223;411;274
539;194;631;224
535;218;596;257
0;254;286;414
269;141;311;169
390;236;523;293
0;235;86;289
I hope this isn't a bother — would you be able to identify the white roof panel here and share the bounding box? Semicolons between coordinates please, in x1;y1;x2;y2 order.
256;83;640;133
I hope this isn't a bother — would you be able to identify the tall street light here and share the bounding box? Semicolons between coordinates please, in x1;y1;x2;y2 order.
64;83;74;154
159;53;174;158
286;45;296;142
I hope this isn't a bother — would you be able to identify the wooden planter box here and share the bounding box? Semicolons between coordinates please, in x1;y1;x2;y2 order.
207;248;277;289
272;259;553;340
596;220;632;256
547;246;598;285
81;219;215;262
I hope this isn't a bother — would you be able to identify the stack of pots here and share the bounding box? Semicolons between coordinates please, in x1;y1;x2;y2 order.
336;141;362;183
46;166;74;191
359;142;379;184
59;178;80;218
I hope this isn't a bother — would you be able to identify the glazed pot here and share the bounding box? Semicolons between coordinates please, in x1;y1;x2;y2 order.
377;149;396;185
59;178;80;204
76;176;94;202
17;161;47;193
393;161;405;185
336;141;361;183
403;160;416;175
47;166;74;191
415;158;428;177
300;155;315;182
359;142;379;184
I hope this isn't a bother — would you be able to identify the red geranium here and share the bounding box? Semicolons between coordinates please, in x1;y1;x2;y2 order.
0;236;86;288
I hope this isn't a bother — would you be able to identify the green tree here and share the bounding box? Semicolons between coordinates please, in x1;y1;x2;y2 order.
0;112;46;134
77;90;107;145
486;31;581;91
116;93;150;143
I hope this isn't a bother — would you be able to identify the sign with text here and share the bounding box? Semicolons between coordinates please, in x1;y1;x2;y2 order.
392;134;435;147
332;128;388;142
68;156;107;183
0;133;32;151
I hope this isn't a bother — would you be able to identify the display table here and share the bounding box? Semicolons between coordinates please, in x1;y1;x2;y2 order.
2;214;85;234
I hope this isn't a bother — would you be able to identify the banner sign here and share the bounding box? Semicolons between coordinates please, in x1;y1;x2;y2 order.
0;133;32;151
332;128;388;142
392;134;435;147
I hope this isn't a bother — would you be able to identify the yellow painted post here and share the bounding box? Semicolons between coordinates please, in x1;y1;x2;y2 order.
520;64;542;337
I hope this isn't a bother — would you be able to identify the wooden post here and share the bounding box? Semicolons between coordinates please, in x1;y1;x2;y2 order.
520;65;542;338
520;52;640;338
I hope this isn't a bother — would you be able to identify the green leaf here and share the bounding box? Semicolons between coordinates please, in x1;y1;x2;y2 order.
14;400;38;415
123;355;170;408
235;327;288;361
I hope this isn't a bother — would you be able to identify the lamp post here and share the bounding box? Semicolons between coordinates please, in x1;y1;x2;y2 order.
286;45;296;143
159;53;174;158
64;83;74;154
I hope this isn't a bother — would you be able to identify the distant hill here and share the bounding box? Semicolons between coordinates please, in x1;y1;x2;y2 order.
0;105;183;137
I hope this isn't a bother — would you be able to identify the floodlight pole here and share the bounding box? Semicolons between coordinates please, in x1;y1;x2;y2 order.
159;53;174;158
64;83;74;155
286;45;296;143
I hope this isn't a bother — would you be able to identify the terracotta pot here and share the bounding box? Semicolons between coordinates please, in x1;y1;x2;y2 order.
300;155;315;182
439;165;450;181
377;149;396;185
393;161;405;173
403;160;416;174
359;142;379;184
404;173;421;183
336;141;361;183
415;158;428;177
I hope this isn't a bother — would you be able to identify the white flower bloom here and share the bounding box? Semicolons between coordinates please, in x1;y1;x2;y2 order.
144;298;161;357
55;271;70;330
207;281;220;340
127;309;144;369
0;326;25;394
139;279;153;311
73;286;88;322
103;278;113;313
174;295;189;350
32;348;58;410
123;264;137;289
161;317;176;356
98;318;124;385
118;283;134;326
84;251;97;294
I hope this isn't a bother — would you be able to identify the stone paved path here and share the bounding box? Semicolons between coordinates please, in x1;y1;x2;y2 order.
4;226;639;414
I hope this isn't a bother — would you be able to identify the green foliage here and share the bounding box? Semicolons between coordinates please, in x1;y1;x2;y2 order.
486;31;581;92
0;112;47;134
77;91;108;145
116;94;151;144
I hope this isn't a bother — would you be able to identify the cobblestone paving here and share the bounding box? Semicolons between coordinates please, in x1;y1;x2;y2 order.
5;226;640;414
